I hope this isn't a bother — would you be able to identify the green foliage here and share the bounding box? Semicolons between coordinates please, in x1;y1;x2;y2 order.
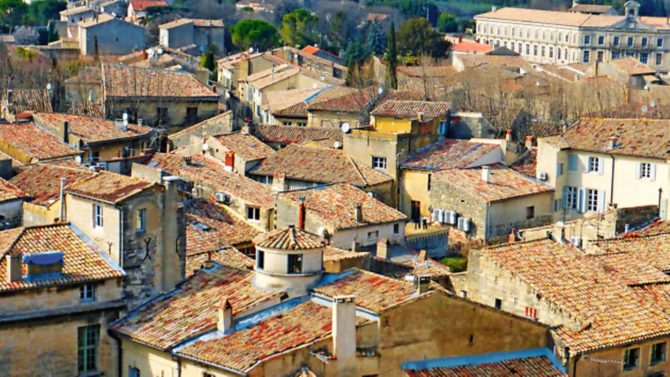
437;12;458;33
230;18;280;51
344;38;372;87
0;0;27;31
241;5;254;12
15;46;38;60
366;21;386;55
47;21;58;43
27;0;65;25
385;21;398;90
279;8;318;48
439;257;467;273
397;17;449;59
200;45;217;81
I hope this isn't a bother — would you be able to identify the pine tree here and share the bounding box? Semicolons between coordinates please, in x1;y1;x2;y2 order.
385;21;398;90
366;21;387;55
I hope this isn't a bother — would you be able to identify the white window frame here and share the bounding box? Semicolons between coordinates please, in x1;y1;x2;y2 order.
565;186;578;210
93;204;103;228
372;156;387;170
587;156;601;173
136;208;146;233
246;206;261;222
586;188;599;212
80;283;95;303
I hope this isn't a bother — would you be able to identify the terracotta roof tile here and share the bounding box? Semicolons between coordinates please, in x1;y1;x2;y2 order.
511;148;537;177
569;3;614;13
212;133;274;161
65;171;158;204
1;89;53;114
33;113;153;144
250;144;392;187
251;124;343;146
610;57;656;76
405;352;566;377
0;178;28;203
11;164;96;207
254;226;325;250
111;266;282;350
434;165;553;202
307;87;376;113
186;247;254;278
371;100;451;120
401;139;500;171
0;224;124;293
279;183;407;231
0;123;80;162
130;0;168;11
451;42;494;54
589;234;670;272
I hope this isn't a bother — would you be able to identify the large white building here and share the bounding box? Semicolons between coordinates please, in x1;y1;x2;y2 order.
474;1;670;70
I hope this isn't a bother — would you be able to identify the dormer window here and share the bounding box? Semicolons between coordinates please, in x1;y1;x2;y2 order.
287;254;303;274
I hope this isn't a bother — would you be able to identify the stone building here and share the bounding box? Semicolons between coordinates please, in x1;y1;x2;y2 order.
64;170;185;309
0;178;28;228
199;131;274;175
0;122;82;164
0;223;125;377
110;226;552;377
78;14;146;56
60;5;96;26
474;1;670;70
159;18;226;55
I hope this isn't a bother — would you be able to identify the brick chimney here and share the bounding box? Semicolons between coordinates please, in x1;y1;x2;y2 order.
298;197;306;230
332;295;356;361
5;254;22;283
505;129;512;142
217;297;233;333
481;166;491;183
377;238;389;260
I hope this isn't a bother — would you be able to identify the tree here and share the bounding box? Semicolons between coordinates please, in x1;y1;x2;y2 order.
201;44;217;80
26;0;65;25
344;37;372;86
437;12;458;33
385;21;398;90
230;19;280;51
0;0;28;32
366;21;386;55
397;17;449;59
279;8;318;48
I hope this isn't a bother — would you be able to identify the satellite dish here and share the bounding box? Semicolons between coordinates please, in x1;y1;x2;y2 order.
75;156;82;164
122;112;129;122
340;122;351;133
156;48;164;55
333;141;342;149
249;47;254;53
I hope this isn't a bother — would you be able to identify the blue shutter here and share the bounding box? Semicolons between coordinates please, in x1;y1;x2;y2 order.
578;188;585;213
568;155;578;172
562;186;569;209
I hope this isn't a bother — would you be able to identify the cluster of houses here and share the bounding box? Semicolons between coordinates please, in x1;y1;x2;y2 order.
2;1;670;377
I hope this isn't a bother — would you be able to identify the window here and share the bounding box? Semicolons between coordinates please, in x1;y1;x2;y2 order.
657;53;663;65
372;156;387;170
438;121;447;136
533;45;538;56
651;342;667;365
642;37;648;47
628;36;634;47
427;173;432;191
613;36;620;46
597;35;604;45
558;48;562;60
639;162;654;179
583;35;591;45
586;189;599;212
257;250;264;270
80;284;95;303
297;122;306;127
612;51;621;59
588;156;601;173
282;121;291;126
583;50;590;63
246;206;260;221
658;37;664;47
203;373;216;377
565;186;578;210
557;163;564;176
460;290;467;298
136;208;146;233
553;199;561;212
93;204;103;228
287;253;303;274
78;325;100;374
597;51;604;62
156;107;168;125
494;298;502;309
393;223;400;234
90;151;100;163
129;367;140;377
525;44;530;55
549;47;553;58
641;52;649;64
623;348;640;370
526;206;535;220
367;230;379;239
541;46;545;57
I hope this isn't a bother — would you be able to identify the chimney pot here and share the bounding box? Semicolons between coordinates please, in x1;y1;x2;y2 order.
218;297;233;333
505;129;513;142
377;238;389;260
332;295;356;361
481;166;491;183
607;135;618;150
525;135;534;146
5;254;22;283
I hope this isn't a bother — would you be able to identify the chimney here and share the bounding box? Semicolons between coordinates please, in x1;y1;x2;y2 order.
505;129;512;142
417;249;427;264
224;150;235;169
481;166;491;183
182;156;193;166
415;275;430;295
417;112;425;122
553;222;566;244
63;121;69;144
217;297;233;333
5;254;22;283
354;204;363;222
298;197;306;230
59;177;66;223
525;135;534;146
607;135;618;150
377;238;389;260
458;35;463;43
271;172;287;192
332;295;357;361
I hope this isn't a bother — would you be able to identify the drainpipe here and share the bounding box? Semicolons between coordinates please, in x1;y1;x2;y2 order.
109;332;123;377
119;207;124;267
609;155;615;206
484;202;491;242
572;353;581;377
59;177;66;222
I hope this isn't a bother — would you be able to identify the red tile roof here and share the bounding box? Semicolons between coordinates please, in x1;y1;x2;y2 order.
1;89;53;114
10;164;96;207
212;133;274;162
130;0;168;11
435;165;553;202
307;87;375;113
250;144;392;188
111;266;282;350
510;148;537;177
371;100;451;120
279;183;407;231
254;226;325;250
451;41;494;54
405;354;565;377
33;113;153;144
0;178;28;203
0;123;80;162
65;171;158;204
251;124;343;146
186;247;254;278
401;139;500;171
0;224;124;293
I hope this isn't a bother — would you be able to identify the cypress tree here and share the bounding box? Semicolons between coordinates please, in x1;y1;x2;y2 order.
385;21;398;90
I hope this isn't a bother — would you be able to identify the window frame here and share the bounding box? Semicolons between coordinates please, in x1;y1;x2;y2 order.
651;342;667;365
623;347;640;371
246;206;261;222
78;325;100;374
80;283;96;303
93;204;103;228
136;208;146;233
371;156;387;170
526;206;535;220
257;250;264;270
640;162;653;179
586;188;599;212
287;253;303;274
588;156;601;173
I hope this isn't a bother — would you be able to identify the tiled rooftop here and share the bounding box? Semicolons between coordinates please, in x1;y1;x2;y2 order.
371;100;451;121
609;57;656;76
254;226;326;250
250;124;343;146
0;123;80;162
401;139;500;171
66;171;158;204
569;3;614;13
279;183;407;231
266;87;323;117
33;113;153;144
510;148;537;177
0;177;27;203
103;63;219;99
434;165;553;202
1;89;53;114
307;86;375;113
245;65;303;90
0;224;124;293
543;118;670;159
212;132;274;161
146;153;274;208
11;164;96;207
250;144;392;188
111;266;282;350
482;239;670;355
186;247;254;277
589;234;670;272
185;199;259;255
130;0;168;11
